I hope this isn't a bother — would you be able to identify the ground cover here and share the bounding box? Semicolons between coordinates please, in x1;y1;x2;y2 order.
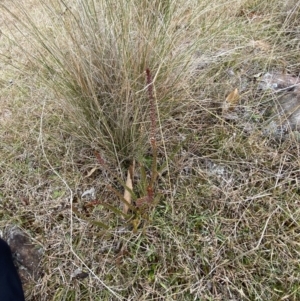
0;0;299;300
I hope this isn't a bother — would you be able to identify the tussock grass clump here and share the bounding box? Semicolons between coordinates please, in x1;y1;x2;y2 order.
2;0;211;165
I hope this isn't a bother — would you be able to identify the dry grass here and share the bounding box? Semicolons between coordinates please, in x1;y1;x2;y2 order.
0;0;300;300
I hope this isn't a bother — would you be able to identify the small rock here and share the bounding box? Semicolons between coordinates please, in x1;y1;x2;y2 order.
258;72;300;92
6;227;43;284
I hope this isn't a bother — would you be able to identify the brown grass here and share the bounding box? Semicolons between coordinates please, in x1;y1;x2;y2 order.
0;0;300;300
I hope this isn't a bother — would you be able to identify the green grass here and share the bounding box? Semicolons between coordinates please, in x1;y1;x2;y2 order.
0;0;300;300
